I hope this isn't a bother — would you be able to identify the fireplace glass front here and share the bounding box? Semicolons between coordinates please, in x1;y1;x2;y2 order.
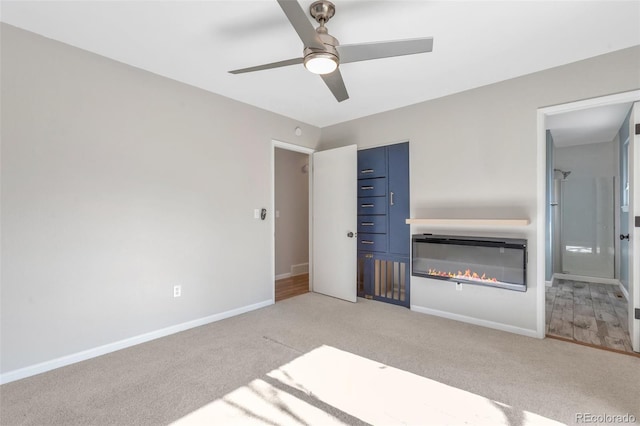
412;234;527;292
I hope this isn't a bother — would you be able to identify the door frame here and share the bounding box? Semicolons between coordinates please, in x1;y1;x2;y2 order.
536;89;640;342
620;135;631;297
629;102;640;350
271;140;315;302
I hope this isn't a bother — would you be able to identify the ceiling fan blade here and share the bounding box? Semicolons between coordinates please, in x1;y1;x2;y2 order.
229;57;303;74
337;37;434;64
320;68;349;102
277;0;324;50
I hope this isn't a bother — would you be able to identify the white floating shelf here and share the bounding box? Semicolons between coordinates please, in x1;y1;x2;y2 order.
405;218;530;226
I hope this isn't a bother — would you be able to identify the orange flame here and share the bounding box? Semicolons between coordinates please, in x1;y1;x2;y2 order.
427;268;498;283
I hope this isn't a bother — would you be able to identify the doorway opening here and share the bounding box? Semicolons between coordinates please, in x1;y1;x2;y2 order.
538;90;640;353
272;141;314;302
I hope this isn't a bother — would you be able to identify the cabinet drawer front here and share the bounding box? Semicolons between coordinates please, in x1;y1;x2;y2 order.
358;147;386;178
358;215;387;233
357;197;387;215
357;178;387;197
358;233;387;252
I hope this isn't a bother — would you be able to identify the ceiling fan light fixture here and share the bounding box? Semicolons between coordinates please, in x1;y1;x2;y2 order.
228;0;434;102
304;52;338;75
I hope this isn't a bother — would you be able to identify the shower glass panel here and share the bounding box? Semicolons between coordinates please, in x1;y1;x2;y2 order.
560;177;614;278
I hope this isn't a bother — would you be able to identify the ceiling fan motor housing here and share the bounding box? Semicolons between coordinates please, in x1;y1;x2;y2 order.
310;0;335;24
304;30;339;59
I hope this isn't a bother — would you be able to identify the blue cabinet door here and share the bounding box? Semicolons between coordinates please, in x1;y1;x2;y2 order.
388;142;410;255
357;147;387;179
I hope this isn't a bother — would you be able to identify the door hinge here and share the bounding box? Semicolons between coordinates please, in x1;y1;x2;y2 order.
635;308;640;320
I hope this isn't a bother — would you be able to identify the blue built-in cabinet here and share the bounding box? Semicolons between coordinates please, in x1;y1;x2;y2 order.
388;143;410;255
357;142;410;307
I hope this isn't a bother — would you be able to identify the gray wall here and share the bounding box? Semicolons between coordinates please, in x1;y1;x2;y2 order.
320;45;640;334
274;148;309;277
554;140;616;179
0;24;320;374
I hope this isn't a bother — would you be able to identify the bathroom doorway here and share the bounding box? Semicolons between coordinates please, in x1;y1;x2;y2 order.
541;93;639;353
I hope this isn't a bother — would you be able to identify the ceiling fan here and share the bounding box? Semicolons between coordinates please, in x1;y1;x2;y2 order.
229;0;434;102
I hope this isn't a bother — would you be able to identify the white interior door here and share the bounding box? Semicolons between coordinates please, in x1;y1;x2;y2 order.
312;145;357;302
629;102;640;352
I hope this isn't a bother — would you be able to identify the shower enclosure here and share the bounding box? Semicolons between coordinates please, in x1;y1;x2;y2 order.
552;171;615;279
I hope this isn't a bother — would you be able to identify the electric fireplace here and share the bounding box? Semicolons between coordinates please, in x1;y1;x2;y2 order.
412;234;527;292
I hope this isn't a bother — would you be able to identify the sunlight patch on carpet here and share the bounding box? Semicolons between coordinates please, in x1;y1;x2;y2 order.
172;345;565;425
171;377;348;425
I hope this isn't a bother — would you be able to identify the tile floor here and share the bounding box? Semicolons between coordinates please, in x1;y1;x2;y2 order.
546;279;633;353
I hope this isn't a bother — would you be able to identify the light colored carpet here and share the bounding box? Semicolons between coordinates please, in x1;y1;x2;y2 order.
1;293;638;425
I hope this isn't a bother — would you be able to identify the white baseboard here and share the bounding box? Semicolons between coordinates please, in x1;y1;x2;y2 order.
0;299;273;385
275;273;291;280
554;273;620;286
276;263;309;280
619;282;630;301
291;262;309;276
410;305;539;339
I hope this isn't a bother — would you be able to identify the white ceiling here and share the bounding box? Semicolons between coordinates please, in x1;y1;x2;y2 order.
1;1;639;128
548;102;633;148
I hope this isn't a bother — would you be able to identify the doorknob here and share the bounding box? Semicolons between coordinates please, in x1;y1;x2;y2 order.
620;234;629;241
347;232;357;238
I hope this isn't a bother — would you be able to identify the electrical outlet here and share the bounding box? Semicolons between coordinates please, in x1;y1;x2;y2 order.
456;282;462;291
173;285;181;298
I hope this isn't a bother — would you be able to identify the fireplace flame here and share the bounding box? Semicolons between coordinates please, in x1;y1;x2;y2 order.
427;268;498;283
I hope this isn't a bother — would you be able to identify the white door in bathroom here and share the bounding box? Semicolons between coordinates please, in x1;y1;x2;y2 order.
628;101;640;352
